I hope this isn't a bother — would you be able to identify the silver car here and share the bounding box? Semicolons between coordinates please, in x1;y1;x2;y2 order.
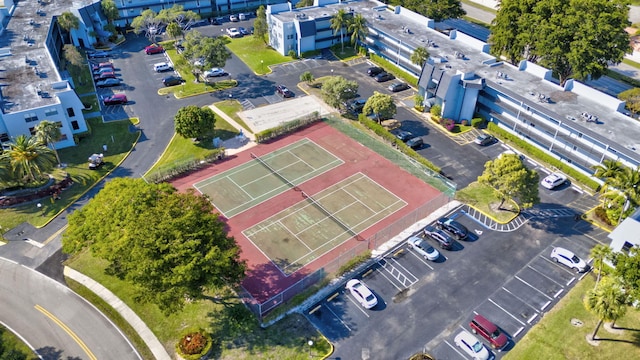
407;236;440;261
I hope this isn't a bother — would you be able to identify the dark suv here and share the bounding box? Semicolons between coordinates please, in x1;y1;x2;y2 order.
367;67;384;76
346;98;367;114
435;217;469;240
423;225;454;250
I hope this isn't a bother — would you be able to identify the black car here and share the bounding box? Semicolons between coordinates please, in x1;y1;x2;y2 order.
375;72;395;82
423;225;454;250
163;75;184;87
406;137;424;149
345;98;367;114
435;217;469;240
388;82;410;92
391;129;413;142
88;51;110;59
276;84;293;98
367;67;384;76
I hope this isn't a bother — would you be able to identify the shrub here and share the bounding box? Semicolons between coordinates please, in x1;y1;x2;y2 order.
461;119;469;126
430;104;442;119
254;112;321;143
175;329;213;360
594;206;613;225
471;117;485;128
288;49;298;59
337;250;372;276
440;118;455;131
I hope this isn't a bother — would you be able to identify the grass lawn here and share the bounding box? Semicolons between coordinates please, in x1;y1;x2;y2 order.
330;44;360;61
455;182;520;223
505;275;640;360
0;117;139;230
81;94;100;114
65;251;332;359
0;325;38;359
225;35;292;75
215;99;252;133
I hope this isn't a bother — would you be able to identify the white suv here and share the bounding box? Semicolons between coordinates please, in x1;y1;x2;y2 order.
454;330;490;360
153;62;172;72
541;173;567;189
550;247;588;272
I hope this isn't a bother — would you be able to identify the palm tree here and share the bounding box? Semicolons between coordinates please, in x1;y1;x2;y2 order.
411;47;430;67
584;277;628;340
592;159;624;180
348;14;368;49
331;9;348;53
57;12;80;33
35;120;62;166
590;244;612;290
1;135;56;183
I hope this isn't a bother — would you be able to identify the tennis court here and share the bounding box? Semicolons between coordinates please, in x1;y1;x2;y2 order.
194;138;343;218
242;172;407;275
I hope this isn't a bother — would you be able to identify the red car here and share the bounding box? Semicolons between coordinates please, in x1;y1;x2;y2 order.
469;314;509;351
91;62;114;71
103;94;128;105
94;72;116;80
145;45;164;55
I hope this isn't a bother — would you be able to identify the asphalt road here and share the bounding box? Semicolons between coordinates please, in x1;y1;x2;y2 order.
0;259;139;359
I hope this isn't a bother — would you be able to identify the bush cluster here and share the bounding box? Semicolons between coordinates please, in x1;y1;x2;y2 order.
175;329;213;360
146;148;226;183
440;118;455;132
594;206;613;226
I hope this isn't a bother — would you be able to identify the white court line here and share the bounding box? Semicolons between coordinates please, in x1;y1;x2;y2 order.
323;304;352;332
487;298;526;326
526;265;565;288
514;275;553;300
443;340;468;359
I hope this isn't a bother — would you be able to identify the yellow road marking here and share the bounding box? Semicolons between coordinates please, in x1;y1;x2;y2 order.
34;304;97;360
42;224;68;245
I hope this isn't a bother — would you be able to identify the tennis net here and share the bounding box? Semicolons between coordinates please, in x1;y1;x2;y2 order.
301;191;356;237
250;152;295;189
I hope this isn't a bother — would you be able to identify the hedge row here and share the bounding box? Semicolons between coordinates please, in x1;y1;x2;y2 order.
255;112;321;143
368;53;419;87
487;122;600;192
357;115;441;173
146;148;226;184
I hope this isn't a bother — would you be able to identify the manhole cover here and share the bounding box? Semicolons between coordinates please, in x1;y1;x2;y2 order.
571;318;584;327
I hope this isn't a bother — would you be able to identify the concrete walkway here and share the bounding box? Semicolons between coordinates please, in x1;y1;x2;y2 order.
64;267;172;360
208;104;257;155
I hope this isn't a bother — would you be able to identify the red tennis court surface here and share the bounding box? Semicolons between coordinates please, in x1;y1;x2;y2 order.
171;122;444;305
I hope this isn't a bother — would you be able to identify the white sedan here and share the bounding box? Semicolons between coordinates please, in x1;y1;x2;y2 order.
541;172;567;189
204;68;226;78
454;330;490;360
551;247;588;272
345;279;377;309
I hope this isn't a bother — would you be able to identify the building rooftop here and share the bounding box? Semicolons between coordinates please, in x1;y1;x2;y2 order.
273;0;640;163
0;0;93;114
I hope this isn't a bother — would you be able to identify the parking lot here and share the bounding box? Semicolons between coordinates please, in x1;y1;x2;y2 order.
307;206;603;360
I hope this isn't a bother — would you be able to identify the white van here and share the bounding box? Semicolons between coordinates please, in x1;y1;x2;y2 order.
239;13;247;21
153;62;172;72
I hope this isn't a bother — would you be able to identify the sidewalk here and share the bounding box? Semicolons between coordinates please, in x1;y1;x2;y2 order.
208;104;257;155
64;267;171;360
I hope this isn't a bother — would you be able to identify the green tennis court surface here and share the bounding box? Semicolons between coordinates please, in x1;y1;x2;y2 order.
242;173;407;275
194;138;343;218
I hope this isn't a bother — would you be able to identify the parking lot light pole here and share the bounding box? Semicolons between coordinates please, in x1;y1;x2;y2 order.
307;340;313;358
261;60;264;73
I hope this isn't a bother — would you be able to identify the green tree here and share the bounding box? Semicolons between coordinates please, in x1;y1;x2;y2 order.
584;276;628;340
63;44;84;67
490;0;630;86
348;13;368;48
410;46;430;67
363;91;397;122
330;9;349;53
590;244;612;290
101;0;119;23
395;0;465;22
158;5;200;32
295;0;314;8
166;22;183;40
300;71;314;84
182;30;231;69
253;6;268;44
619;88;640;115
62;178;246;314
0;135;56;183
477;154;540;209
320;76;359;109
174;105;216;139
57;11;80;32
35;120;62;166
612;245;640;304
131;9;162;41
592;160;640;224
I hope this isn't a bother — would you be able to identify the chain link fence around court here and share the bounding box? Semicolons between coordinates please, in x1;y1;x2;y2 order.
238;192;451;319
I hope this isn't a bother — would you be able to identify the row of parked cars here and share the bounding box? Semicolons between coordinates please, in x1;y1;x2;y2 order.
89;60;129;106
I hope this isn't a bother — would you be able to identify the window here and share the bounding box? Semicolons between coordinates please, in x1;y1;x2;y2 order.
24;113;38;123
55;121;63;128
0;133;9;142
66;107;75;117
71;120;80;130
45;108;58;116
28;127;36;135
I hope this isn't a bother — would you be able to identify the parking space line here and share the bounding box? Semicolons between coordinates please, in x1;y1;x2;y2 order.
324;304;353;332
387;257;419;284
566;277;576;286
513;326;525;338
373;264;404;291
406;250;435;270
527;313;538;324
541;300;552;311
514;275;553;300
487;298;526;326
346;295;370;318
553;289;564;298
526;265;565;287
500;287;540;312
443;340;468;359
539;255;576;276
